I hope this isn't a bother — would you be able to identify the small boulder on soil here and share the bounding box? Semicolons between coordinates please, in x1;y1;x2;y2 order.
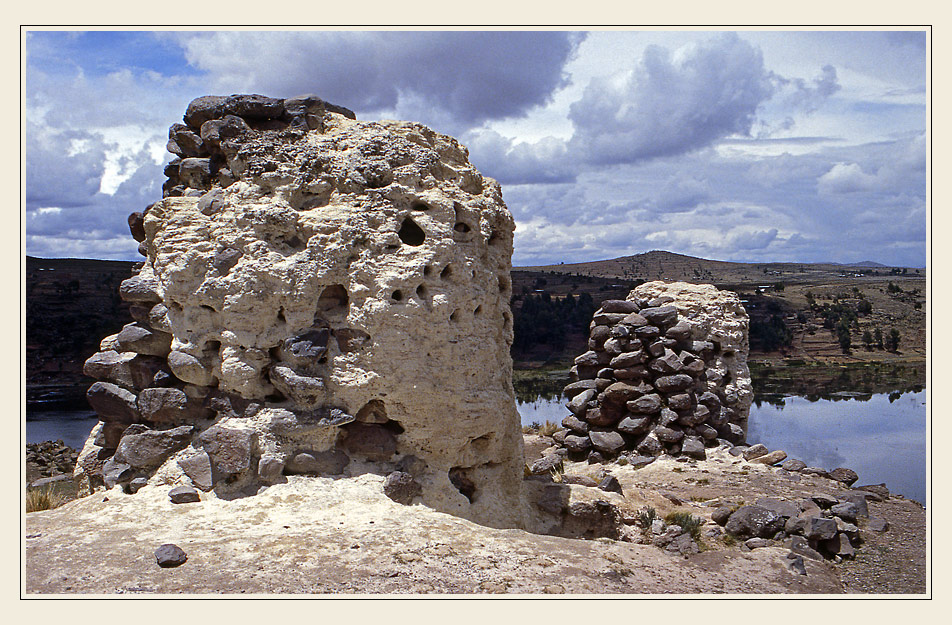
155;543;187;568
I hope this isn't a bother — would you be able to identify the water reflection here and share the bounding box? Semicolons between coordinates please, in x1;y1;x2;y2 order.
514;365;927;504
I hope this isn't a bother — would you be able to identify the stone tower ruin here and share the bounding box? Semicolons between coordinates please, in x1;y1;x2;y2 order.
78;94;526;528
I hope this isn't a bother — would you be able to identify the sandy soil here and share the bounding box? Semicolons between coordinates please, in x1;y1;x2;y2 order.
23;439;926;596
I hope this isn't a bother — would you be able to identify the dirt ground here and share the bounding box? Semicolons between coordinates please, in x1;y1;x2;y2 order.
22;439;927;596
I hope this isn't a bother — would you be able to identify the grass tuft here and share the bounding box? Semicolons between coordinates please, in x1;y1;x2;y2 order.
664;510;704;541
635;506;657;532
26;485;65;513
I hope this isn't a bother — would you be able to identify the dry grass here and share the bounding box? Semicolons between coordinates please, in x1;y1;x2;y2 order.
522;420;560;436
26;485;66;513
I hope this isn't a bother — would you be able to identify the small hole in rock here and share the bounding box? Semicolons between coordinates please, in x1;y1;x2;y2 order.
454;222;471;233
277;308;286;323
423;265;433;277
449;468;476;503
416;284;427;298
200;304;216;312
474;305;482;315
392;290;403;302
498;276;510;292
318;285;348;311
411;202;429;211
488;229;501;245
398;217;426;246
450;310;460;322
440;265;453;279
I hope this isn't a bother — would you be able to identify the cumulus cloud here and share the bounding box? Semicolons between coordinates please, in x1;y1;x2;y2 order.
464;129;576;185
172;31;584;129
567;33;775;165
777;64;842;114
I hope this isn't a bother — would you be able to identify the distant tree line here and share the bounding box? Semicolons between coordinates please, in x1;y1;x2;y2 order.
511;291;597;358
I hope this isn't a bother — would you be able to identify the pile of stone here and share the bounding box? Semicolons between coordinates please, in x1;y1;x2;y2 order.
77;94;526;528
27;441;79;481
551;282;752;463
714;488;890;562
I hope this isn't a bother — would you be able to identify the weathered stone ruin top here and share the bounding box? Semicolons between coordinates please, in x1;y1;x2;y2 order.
79;94;525;527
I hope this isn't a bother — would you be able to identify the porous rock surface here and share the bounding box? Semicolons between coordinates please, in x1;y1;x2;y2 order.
552;281;752;461
77;94;525;528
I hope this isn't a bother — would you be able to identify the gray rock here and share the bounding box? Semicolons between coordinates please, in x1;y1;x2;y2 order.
119;275;162;304
617;415;650;435
801;466;831;478
138;387;202;424
781;458;807;472
383;471;422;505
666;533;700;556
631;325;661;340
563;380;598;398
178;450;214;490
563;434;592;453
749;450;787;465
167;351;215;387
168;485;200;504
127;477;149;494
830;501;860;523
566;390;597;416
199;425;253;475
724;505;785;538
667;393;693;411
666;320;693;341
636;434;663;456
640;305;678;327
804;516;838;541
787;535;824;560
743;443;769;460
178;157;214;189
853;483;890;499
609;350;646;369
116;323;172;357
627;393;662;414
83;350;139;388
653;425;684;443
787;554;807;575
537;484;566;515
102;457;133;488
589;430;626;455
86;382;140;424
681;436;706;460
867;517;889;532
822;533;855;559
155;543;188;568
200;115;251;153
561;475;598;487
115;425;194;470
574;350;601;367
811;493;839;508
600;300;641;314
626;454;656;468
620;312;648;327
593;312;629;326
695;424;718;440
755;497;800;519
842;493;869;518
830;467;859;485
653;374;694;393
562;500;622;540
597;475;623;494
613;366;649;380
745;537;769;549
529;454;564;475
184;95;228;128
647;349;683;374
269;365;326;408
712;507;733;525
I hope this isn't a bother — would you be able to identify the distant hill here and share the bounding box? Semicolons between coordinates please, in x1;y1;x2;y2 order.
518;250;922;286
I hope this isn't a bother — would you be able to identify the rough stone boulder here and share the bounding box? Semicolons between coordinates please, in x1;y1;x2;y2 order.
76;94;525;529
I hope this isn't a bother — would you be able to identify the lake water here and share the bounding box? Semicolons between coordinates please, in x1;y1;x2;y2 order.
517;388;927;505
26;382;928;504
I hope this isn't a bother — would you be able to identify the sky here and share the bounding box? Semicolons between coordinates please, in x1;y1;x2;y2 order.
23;29;928;267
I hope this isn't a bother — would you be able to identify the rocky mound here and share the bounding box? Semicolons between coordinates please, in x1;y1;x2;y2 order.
77;94;525;528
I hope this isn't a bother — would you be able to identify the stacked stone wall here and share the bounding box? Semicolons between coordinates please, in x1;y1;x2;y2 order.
553;281;753;463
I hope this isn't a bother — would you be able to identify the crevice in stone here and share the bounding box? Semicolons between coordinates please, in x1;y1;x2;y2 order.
317;285;348;312
449;467;476;503
392;290;403;302
398;217;426;246
411;202;430;211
